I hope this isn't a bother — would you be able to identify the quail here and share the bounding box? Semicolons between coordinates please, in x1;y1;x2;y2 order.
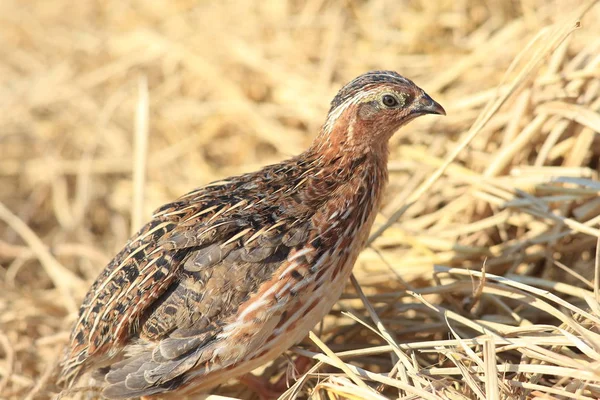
58;70;445;399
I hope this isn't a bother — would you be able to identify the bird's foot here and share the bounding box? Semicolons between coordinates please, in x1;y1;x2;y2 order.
239;356;312;400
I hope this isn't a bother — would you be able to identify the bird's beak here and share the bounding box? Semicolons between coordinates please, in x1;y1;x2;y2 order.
414;92;446;116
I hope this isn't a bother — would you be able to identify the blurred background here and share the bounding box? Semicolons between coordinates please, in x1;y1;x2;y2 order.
1;0;600;399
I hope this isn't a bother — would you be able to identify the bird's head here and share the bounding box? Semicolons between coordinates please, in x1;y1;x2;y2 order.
316;71;445;153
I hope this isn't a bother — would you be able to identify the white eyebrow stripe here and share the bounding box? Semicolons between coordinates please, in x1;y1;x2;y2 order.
323;88;379;134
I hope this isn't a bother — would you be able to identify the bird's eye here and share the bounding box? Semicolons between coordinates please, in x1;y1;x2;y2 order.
381;94;399;108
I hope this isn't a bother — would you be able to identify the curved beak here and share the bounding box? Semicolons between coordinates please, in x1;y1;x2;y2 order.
415;92;446;116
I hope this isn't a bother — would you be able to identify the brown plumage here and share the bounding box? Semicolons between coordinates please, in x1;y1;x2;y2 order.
57;70;445;399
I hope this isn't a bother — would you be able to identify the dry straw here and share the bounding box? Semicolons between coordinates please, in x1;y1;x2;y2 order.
1;0;600;399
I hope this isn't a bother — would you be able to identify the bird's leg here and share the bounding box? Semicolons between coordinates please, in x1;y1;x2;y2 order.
238;374;282;400
239;356;312;400
272;355;312;392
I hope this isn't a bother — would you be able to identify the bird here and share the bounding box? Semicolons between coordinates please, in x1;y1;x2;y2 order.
57;70;445;399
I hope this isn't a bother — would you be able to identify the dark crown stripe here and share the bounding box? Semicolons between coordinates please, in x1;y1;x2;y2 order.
329;70;411;113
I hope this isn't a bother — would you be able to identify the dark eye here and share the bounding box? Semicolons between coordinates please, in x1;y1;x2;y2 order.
382;94;399;108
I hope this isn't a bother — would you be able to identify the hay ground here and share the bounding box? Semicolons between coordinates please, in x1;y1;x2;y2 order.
1;0;600;399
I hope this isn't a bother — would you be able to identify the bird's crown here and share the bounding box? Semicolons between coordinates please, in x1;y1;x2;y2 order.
329;70;413;113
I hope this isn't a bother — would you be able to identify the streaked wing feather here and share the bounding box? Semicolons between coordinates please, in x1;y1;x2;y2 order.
59;157;322;393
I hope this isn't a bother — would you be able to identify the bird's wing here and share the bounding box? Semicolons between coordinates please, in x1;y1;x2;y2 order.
58;159;319;388
97;205;320;399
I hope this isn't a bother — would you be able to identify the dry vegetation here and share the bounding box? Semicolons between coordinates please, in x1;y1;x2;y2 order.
1;0;600;399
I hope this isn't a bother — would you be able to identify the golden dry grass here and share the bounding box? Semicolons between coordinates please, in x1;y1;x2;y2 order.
2;0;600;399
